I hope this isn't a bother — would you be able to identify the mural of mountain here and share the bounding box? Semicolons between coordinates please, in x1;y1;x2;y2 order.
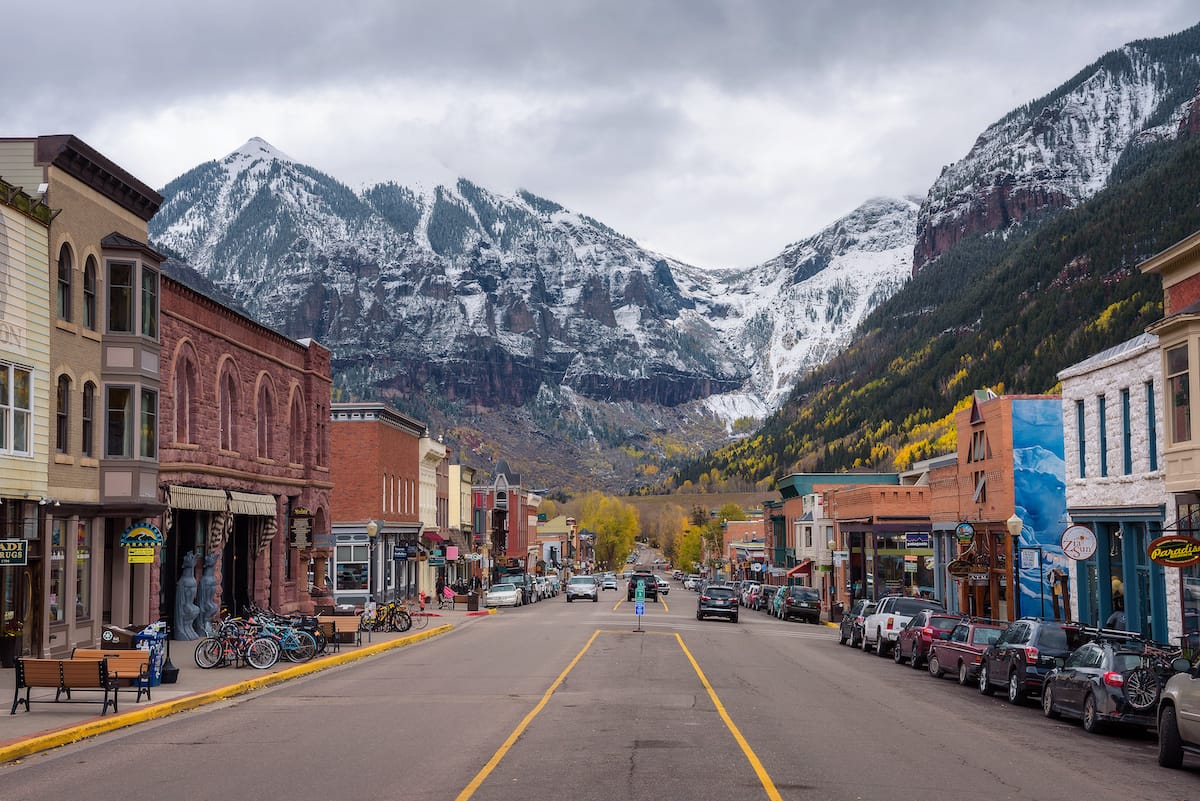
150;140;912;490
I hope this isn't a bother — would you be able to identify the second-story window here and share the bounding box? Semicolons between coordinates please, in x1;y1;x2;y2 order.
141;266;158;338
82;382;95;458
1147;380;1159;471
174;358;194;445
57;244;73;322
1121;388;1132;475
289;396;303;464
56;375;70;454
0;363;32;456
219;372;238;451
140;388;157;459
1168;344;1191;444
105;386;133;458
257;383;273;459
1076;399;1086;478
108;262;134;333
1098;395;1108;477
83;257;97;331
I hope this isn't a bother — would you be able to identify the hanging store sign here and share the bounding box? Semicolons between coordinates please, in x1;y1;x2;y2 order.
946;559;972;578
119;522;163;546
955;523;975;545
1148;535;1200;568
127;547;155;564
0;539;28;566
905;533;930;549
290;508;313;548
1060;525;1097;561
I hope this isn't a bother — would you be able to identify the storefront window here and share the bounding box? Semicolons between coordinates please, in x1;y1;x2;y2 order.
335;543;368;591
75;520;91;620
49;520;65;624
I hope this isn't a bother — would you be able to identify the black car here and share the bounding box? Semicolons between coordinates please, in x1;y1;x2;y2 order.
1041;637;1160;733
627;571;659;602
979;618;1095;705
839;599;876;647
757;585;778;612
697;584;738;622
778;586;822;623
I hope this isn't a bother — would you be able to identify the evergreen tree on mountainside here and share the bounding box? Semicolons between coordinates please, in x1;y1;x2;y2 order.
676;133;1200;486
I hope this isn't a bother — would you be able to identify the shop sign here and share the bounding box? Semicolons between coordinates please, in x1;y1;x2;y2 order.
290;508;312;548
428;556;445;566
955;522;975;545
446;546;459;560
464;552;483;561
127;547;155;564
905;533;930;549
904;561;918;573
119;522;163;546
968;571;989;585
946;559;972;578
0;539;28;566
751;562;763;572
832;549;849;565
1060;525;1097;561
1148;535;1200;568
393;545;407;560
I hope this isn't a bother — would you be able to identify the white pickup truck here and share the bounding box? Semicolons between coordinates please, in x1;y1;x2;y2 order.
860;595;944;657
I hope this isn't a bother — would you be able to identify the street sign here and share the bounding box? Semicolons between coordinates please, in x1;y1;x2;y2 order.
635;579;646;602
634;601;645;615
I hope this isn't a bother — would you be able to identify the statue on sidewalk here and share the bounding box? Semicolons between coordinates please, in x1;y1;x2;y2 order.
174;551;201;640
196;551;220;638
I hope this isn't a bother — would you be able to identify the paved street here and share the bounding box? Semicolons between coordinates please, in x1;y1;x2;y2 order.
0;587;1197;801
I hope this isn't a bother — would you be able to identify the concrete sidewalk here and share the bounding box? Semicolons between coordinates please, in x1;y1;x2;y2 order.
0;607;493;762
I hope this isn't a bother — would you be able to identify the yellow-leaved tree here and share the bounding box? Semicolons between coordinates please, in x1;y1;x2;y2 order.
578;491;640;570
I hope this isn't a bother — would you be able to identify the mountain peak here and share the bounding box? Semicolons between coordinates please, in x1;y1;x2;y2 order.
228;137;294;164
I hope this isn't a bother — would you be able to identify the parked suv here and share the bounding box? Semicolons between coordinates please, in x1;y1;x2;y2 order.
861;595;944;656
978;618;1095;705
928;618;1005;685
1157;655;1200;768
838;599;876;648
627;570;659;602
894;609;964;668
697;584;738;622
777;586;822;623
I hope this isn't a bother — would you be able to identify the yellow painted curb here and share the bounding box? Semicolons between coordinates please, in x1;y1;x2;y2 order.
0;623;453;764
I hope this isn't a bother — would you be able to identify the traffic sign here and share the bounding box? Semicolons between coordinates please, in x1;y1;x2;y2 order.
635;579;646;602
635;601;645;615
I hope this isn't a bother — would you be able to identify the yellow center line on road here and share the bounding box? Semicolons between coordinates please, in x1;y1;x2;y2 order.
660;597;669;612
675;633;784;801
454;629;601;801
613;598;624;612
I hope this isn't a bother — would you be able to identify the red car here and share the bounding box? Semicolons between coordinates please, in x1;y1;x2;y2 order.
927;618;1006;685
894;609;964;668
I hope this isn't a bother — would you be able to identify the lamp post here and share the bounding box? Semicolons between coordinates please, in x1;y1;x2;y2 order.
366;519;379;600
1007;513;1033;618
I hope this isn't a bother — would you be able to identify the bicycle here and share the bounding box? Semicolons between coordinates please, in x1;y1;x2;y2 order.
194;616;280;669
1124;639;1184;711
406;597;431;630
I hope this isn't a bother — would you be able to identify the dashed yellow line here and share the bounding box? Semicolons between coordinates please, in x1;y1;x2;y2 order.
676;633;783;801
613;598;624;612
454;629;600;801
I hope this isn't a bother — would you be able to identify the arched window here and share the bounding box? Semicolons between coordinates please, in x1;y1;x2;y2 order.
219;371;239;452
174;357;196;445
289;394;304;464
257;382;274;459
83;257;97;331
82;381;95;458
57;244;73;321
55;374;70;453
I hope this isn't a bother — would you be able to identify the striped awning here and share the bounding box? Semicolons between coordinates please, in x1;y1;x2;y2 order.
229;491;277;517
168;485;228;512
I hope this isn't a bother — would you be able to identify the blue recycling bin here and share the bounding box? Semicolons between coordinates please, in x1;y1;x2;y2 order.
134;625;168;687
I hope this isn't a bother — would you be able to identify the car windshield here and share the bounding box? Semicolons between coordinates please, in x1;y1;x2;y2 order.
706;587;735;598
971;627;1002;645
568;577;595;585
894;599;941;616
490;583;515;592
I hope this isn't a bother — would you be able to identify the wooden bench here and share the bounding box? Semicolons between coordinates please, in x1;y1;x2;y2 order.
316;619;338;653
72;648;152;702
330;615;362;648
11;657;118;716
453;594;470;609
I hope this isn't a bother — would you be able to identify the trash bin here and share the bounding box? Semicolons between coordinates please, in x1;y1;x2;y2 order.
831;601;845;624
467;591;480;612
101;624;139;649
133;622;168;687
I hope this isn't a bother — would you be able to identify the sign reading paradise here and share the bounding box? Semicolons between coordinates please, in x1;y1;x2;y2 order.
1148;535;1200;568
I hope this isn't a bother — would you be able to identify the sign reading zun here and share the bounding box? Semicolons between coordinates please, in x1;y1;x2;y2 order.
1148;535;1200;568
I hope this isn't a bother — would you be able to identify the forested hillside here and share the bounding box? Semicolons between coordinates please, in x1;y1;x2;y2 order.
676;134;1200;486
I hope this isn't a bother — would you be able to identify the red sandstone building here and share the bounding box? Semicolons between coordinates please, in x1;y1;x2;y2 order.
157;274;333;635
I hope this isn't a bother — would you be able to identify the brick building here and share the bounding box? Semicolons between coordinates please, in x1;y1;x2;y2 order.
158;274;332;635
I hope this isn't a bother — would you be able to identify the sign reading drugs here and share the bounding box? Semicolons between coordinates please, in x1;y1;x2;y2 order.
0;540;28;566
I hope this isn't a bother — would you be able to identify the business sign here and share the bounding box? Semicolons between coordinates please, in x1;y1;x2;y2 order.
751;562;763;572
832;550;849;565
946;559;971;578
290;507;312;548
955;522;975;545
119;522;163;546
1020;548;1039;570
1060;525;1097;561
1148;535;1200;568
127;547;155;564
428;556;446;567
905;533;930;549
968;571;989;585
0;540;28;566
446;546;459;560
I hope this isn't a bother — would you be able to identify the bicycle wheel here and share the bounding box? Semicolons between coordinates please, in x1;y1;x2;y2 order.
194;637;223;669
1125;667;1162;710
394;610;413;632
312;628;328;653
245;636;280;669
284;630;318;662
411;608;429;630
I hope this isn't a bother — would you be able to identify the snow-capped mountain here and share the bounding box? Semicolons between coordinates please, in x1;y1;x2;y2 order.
914;23;1200;272
151;140;909;426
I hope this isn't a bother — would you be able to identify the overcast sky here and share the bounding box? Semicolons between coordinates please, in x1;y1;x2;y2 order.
4;2;1198;269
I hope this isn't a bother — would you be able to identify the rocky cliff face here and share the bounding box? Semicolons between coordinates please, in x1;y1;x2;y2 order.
914;25;1200;273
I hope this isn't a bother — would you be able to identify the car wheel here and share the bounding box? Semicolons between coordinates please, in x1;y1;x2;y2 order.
876;631;890;658
696;611;703;621
957;661;971;686
978;662;994;695
838;628;848;645
1042;683;1060;719
1082;692;1103;733
1007;671;1025;705
861;631;872;653
910;648;924;670
731;614;739;623
893;640;905;664
1159;705;1185;768
928;653;942;678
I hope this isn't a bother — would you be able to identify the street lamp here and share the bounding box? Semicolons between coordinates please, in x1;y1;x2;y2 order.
366;520;378;599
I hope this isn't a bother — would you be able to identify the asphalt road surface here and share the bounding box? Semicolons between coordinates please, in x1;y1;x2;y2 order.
3;582;1197;801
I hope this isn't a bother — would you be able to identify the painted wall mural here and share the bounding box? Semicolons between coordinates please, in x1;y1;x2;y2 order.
1011;399;1069;618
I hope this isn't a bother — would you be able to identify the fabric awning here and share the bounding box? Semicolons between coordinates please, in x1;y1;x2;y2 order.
228;491;277;517
169;485;228;512
423;531;445;543
786;559;813;578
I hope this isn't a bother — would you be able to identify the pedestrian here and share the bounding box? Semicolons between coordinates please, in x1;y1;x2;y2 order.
436;575;445;600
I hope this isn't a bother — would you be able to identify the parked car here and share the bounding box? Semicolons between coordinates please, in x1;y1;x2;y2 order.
978;618;1096;704
839;599;876;647
1157;654;1200;768
1041;637;1163;733
484;582;521;608
697;584;738;622
656;577;670;596
627;570;659;601
565;575;599;602
776;586;822;623
757;585;778;612
741;582;762;607
894;610;964;668
927;618;1005;685
861;595;944;656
